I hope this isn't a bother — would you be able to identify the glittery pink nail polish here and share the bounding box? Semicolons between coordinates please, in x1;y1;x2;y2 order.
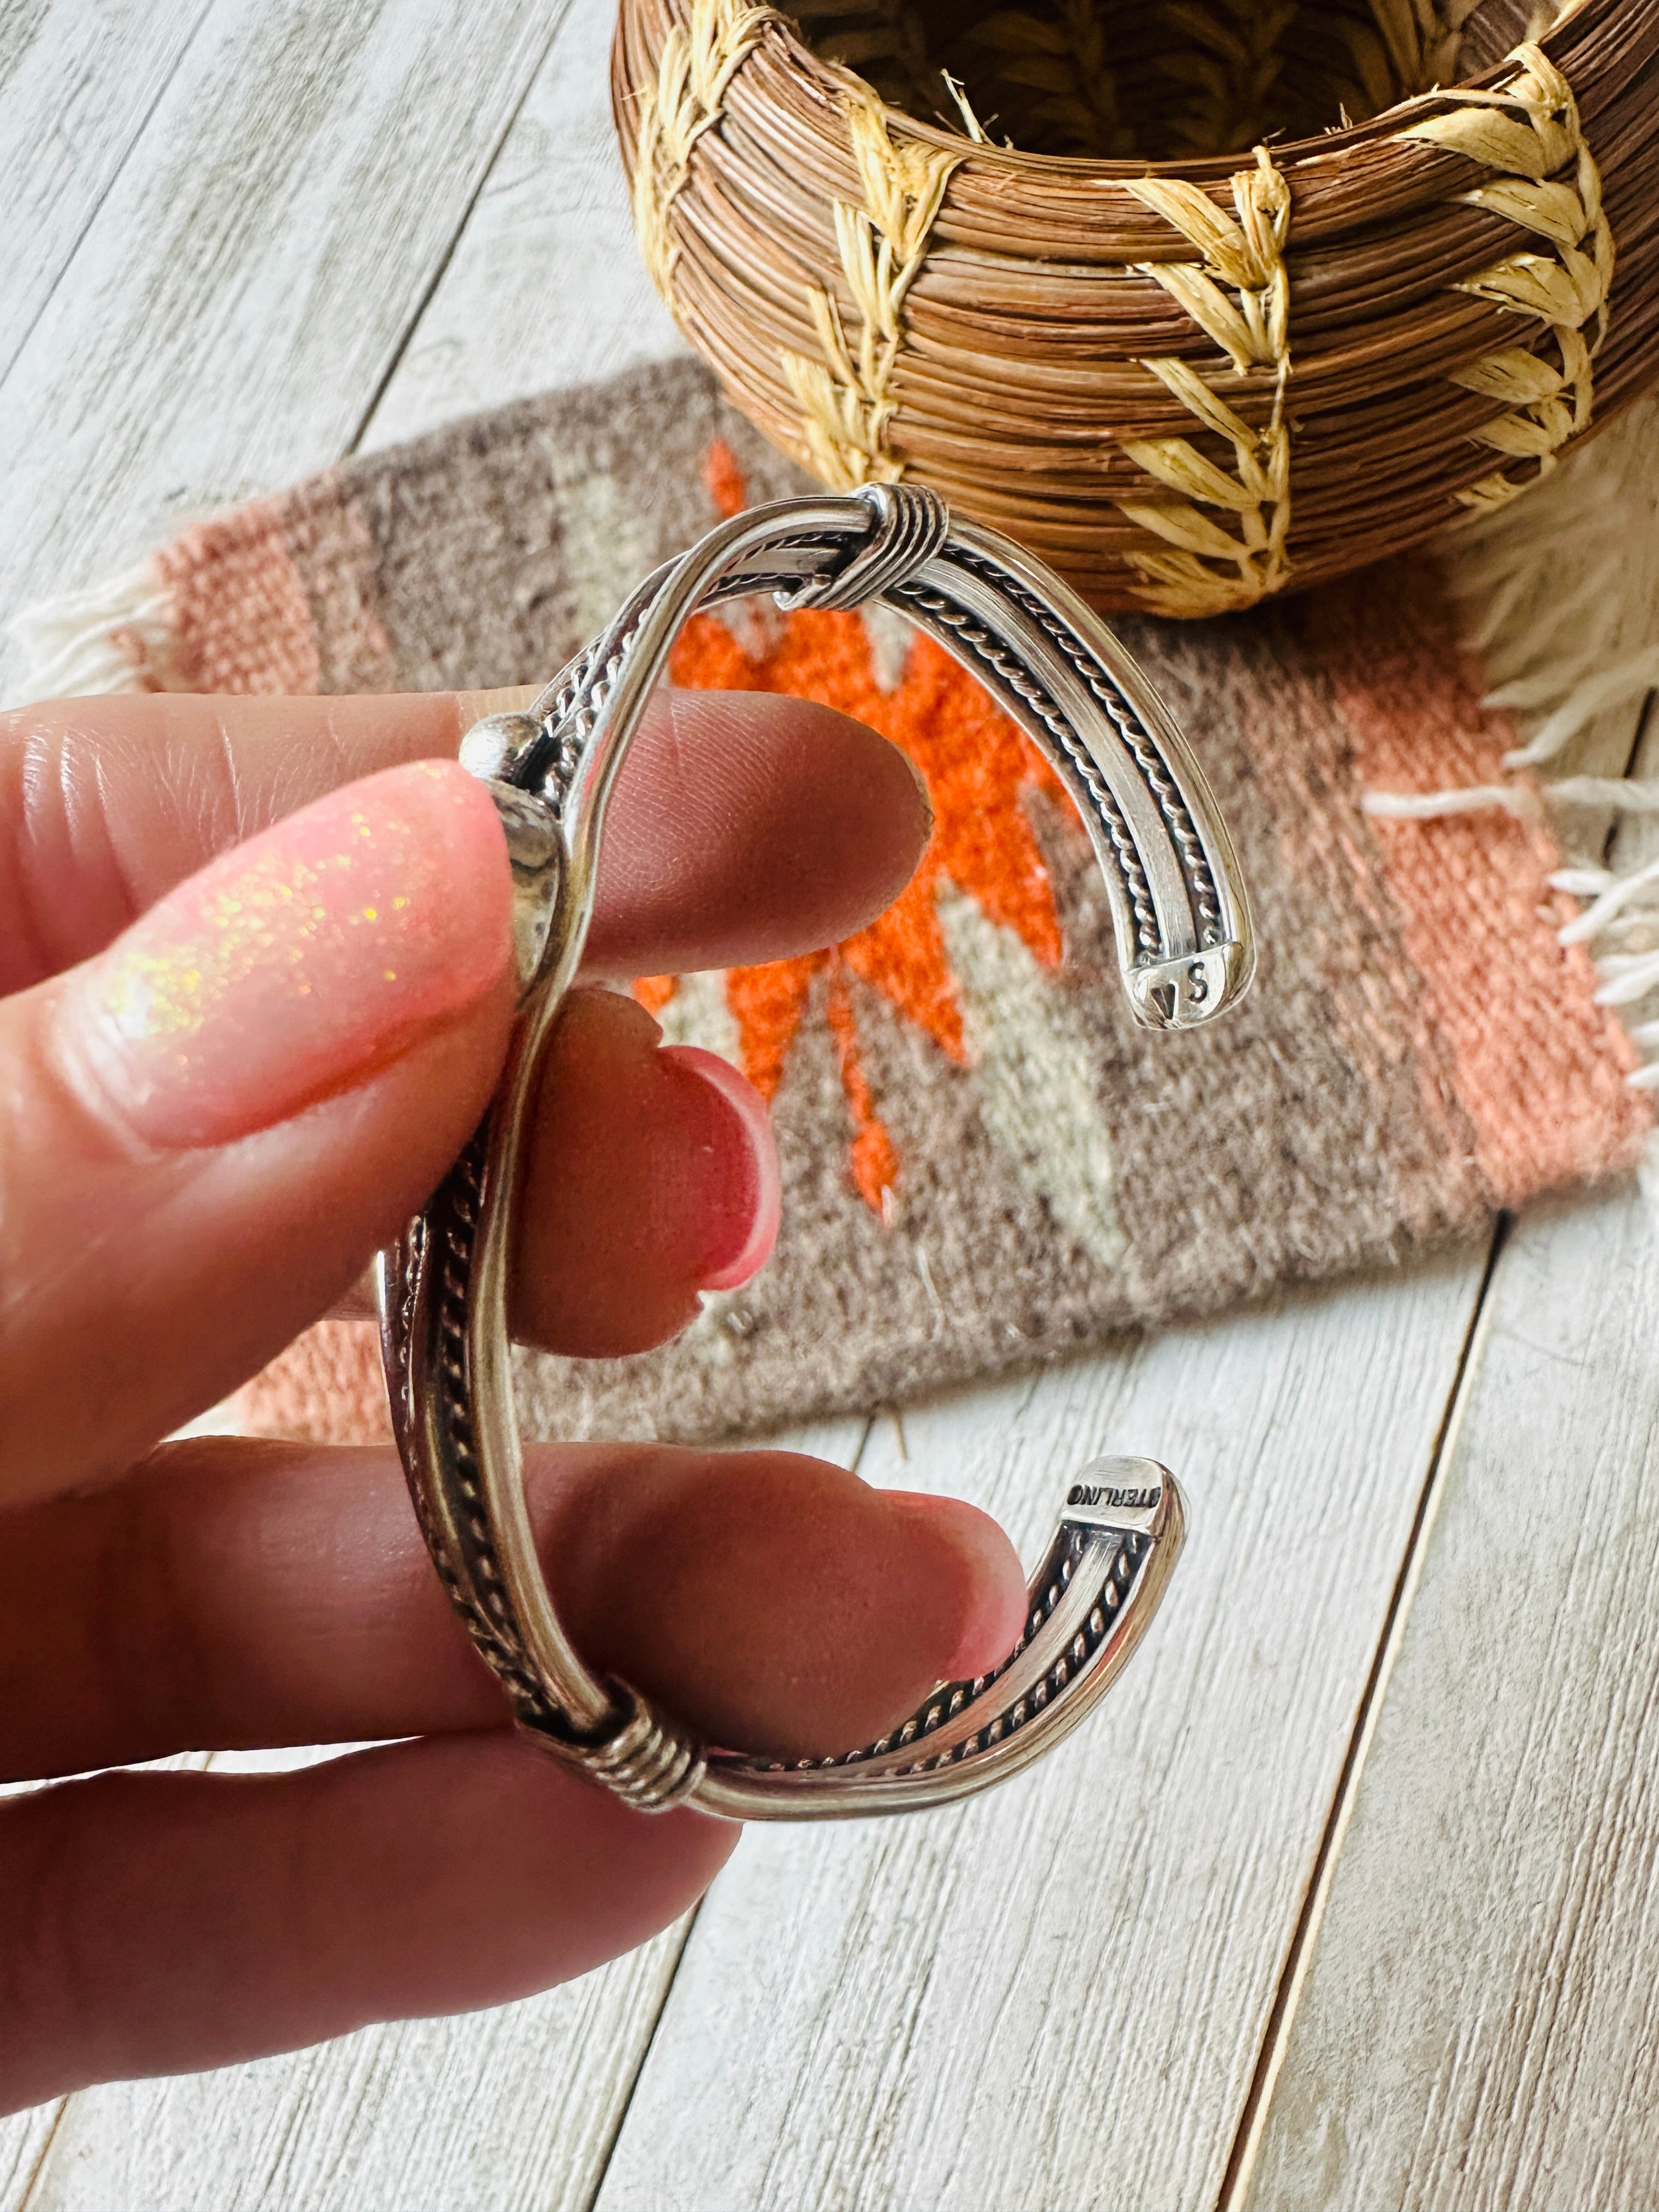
66;760;512;1149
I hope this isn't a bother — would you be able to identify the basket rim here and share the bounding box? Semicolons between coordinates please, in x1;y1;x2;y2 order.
613;0;1656;613
752;0;1599;178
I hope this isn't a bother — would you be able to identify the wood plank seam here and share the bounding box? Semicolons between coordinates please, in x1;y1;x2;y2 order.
0;0;216;395
1215;1218;1510;2212
345;0;578;457
12;2102;67;2212
574;1906;709;2212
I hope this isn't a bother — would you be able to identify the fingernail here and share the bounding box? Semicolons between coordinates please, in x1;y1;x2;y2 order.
67;760;512;1149
661;1045;781;1291
454;683;540;727
901;747;935;842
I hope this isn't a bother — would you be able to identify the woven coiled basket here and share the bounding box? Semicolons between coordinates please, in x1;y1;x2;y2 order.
612;0;1659;615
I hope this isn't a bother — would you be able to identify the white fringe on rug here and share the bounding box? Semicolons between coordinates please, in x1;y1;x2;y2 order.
1372;389;1659;1190
5;555;177;705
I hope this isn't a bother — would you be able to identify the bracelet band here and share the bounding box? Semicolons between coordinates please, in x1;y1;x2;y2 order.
377;486;1252;1820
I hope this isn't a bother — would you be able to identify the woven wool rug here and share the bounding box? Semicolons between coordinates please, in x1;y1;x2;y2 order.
17;358;1654;1446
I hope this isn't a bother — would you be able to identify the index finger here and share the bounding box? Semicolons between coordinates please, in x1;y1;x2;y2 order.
0;685;930;992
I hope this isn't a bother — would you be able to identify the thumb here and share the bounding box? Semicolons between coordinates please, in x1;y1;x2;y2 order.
2;758;516;1504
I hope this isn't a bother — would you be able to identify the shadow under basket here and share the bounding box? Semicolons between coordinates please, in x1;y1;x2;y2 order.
613;0;1659;614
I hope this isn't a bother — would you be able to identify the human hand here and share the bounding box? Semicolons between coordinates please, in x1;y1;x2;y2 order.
0;684;1025;2111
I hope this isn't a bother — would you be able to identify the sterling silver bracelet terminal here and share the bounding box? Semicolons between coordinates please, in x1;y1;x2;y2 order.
378;485;1253;1821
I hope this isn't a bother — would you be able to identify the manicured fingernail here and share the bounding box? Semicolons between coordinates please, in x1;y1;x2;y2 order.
67;760;512;1149
661;1045;781;1291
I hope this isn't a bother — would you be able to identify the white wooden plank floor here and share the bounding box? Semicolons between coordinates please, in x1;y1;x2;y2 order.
0;0;563;699
357;0;684;451
1240;1189;1659;2212
19;1937;695;2212
2;5;1657;2207
0;1;208;368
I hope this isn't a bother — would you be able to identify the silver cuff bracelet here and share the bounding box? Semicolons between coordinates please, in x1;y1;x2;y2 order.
377;486;1253;1821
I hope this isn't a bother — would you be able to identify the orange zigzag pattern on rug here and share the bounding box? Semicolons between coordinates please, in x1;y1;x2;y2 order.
636;444;1073;1215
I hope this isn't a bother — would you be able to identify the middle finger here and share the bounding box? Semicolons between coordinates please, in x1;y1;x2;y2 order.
0;1435;1025;1778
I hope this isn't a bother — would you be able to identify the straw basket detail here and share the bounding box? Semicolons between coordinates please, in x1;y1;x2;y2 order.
612;0;1659;614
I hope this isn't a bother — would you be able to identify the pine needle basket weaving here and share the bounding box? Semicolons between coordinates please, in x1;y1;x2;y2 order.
613;0;1659;616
